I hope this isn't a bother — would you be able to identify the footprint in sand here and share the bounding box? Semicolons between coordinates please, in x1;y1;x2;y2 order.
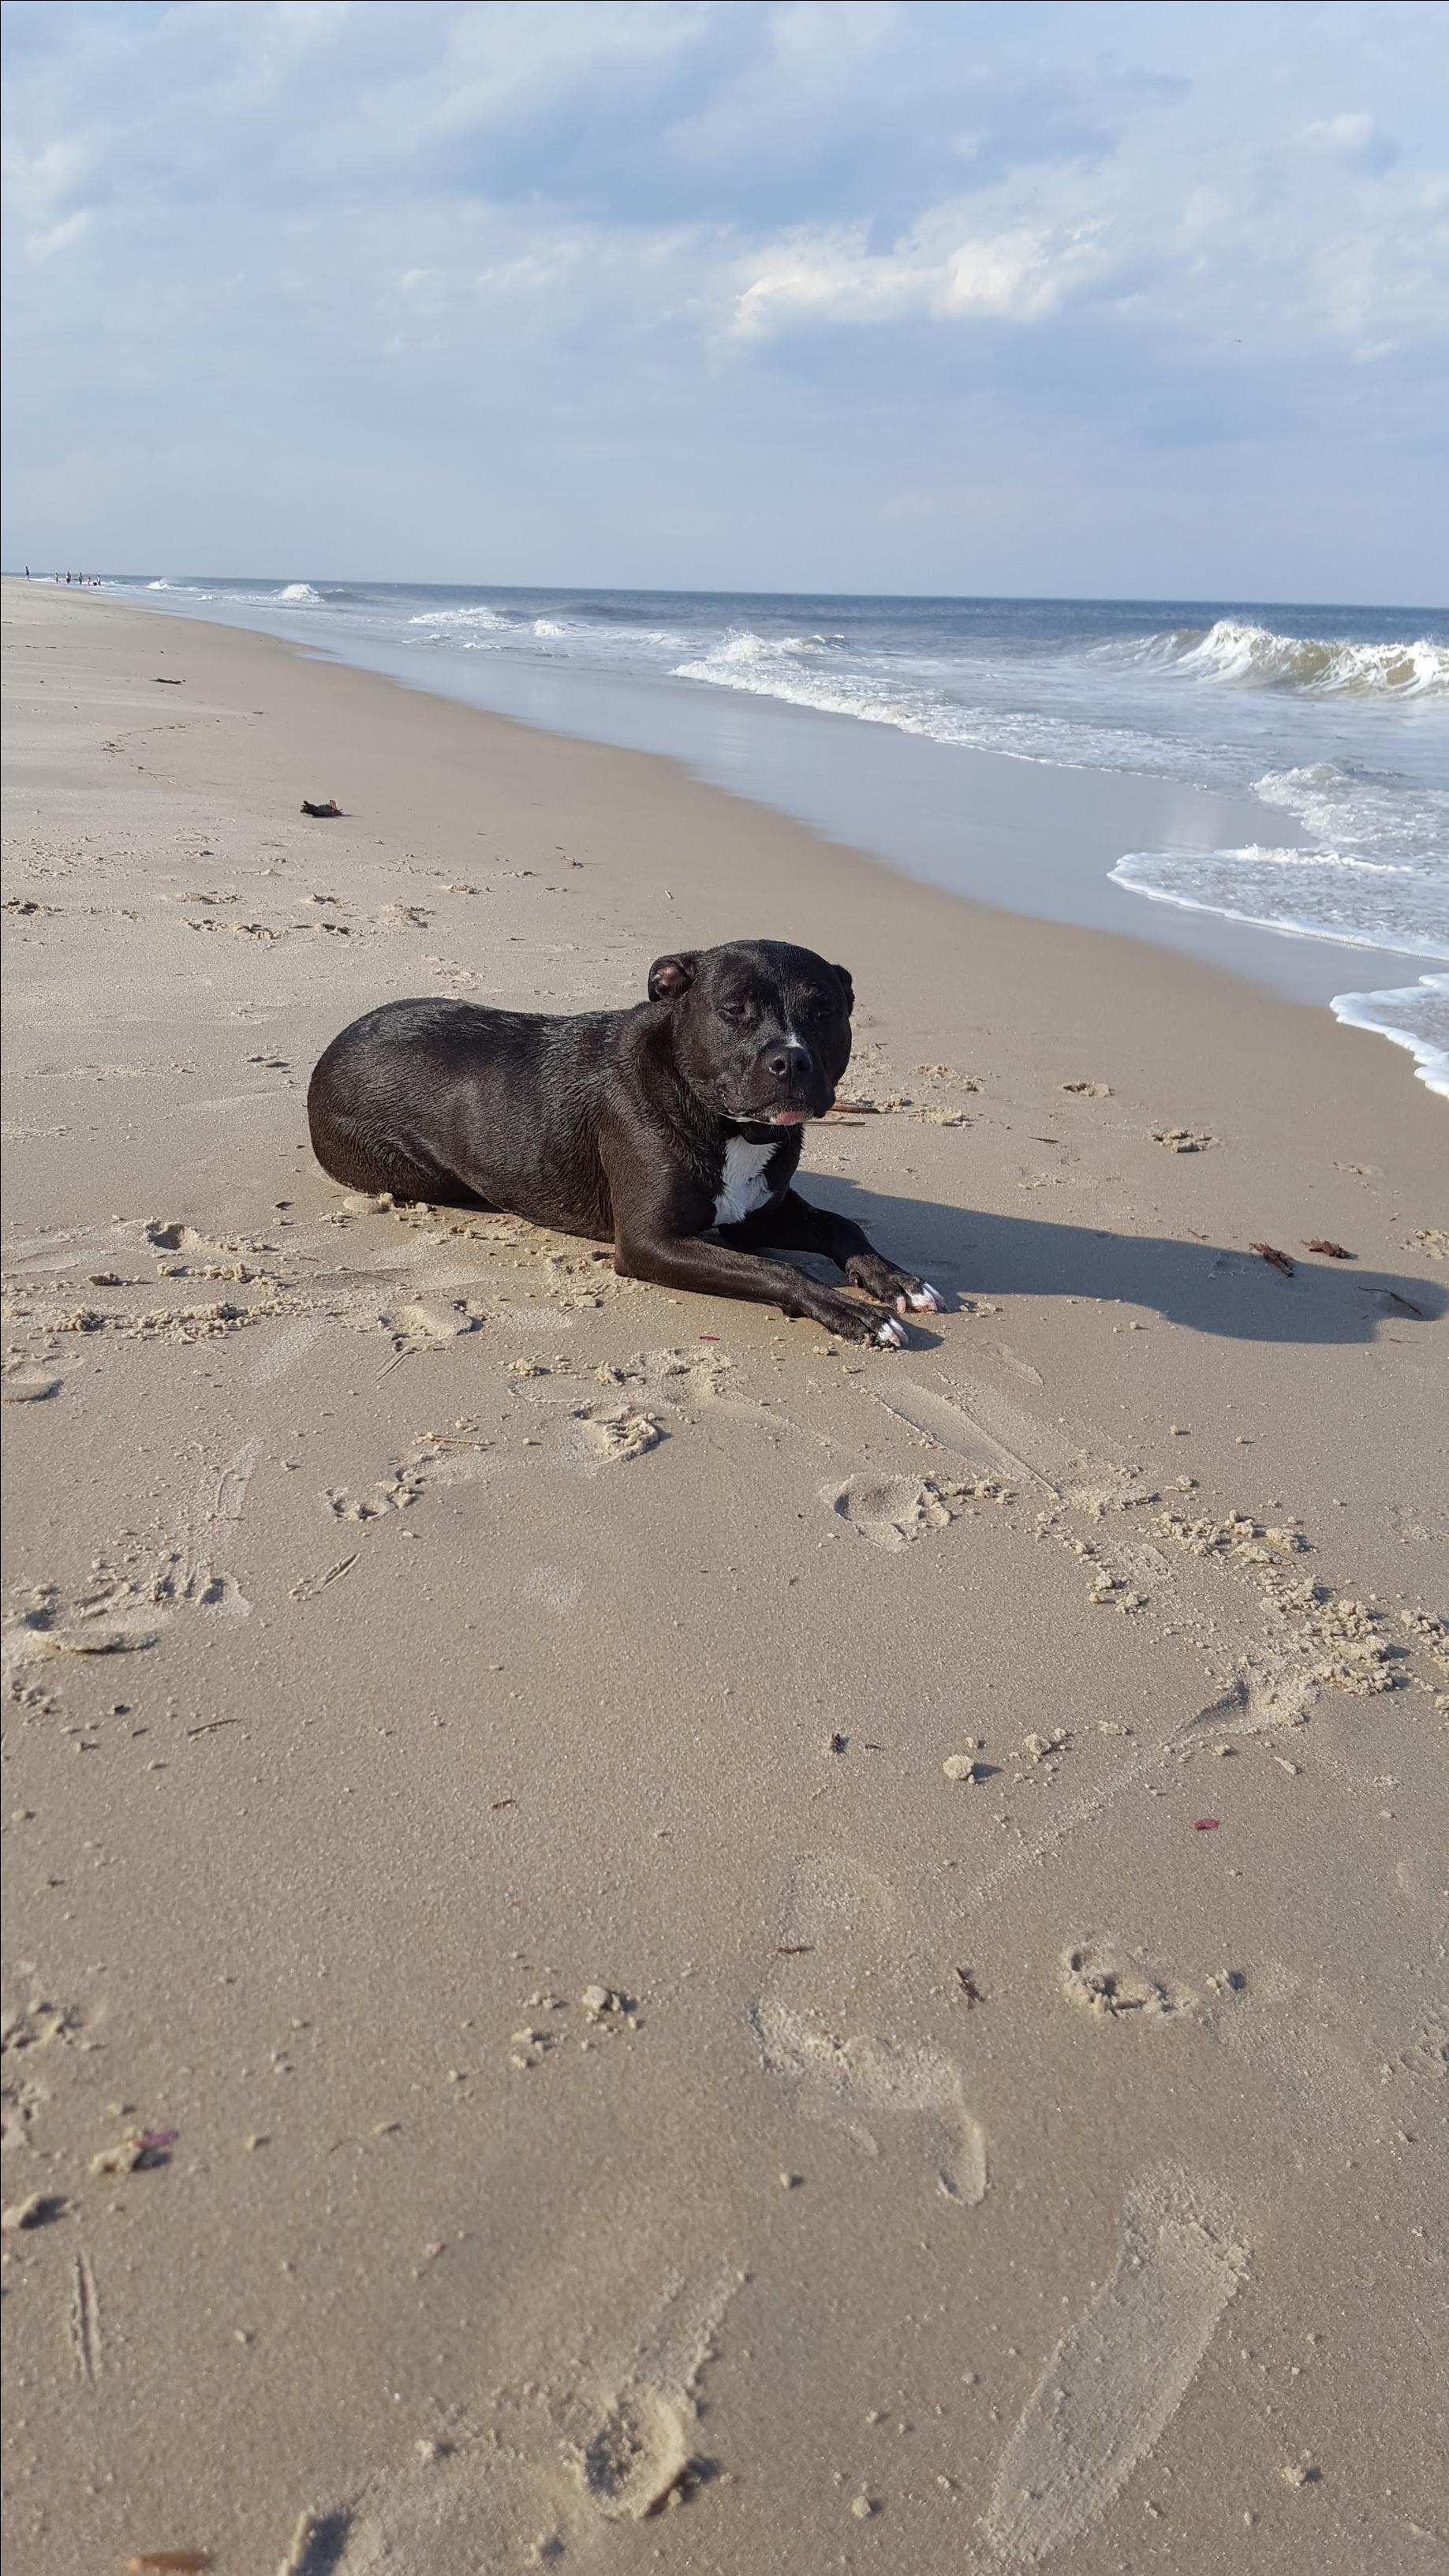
505;1348;734;1474
333;2268;740;2565
248;1313;328;1389
575;1406;665;1466
749;1999;988;2204
1060;1939;1192;2021
748;1853;987;2204
590;1348;734;1411
980;2168;1246;2563
1;1373;62;1404
144;1219;204;1255
323;1428;499;1527
1181;1658;1319;1741
578;2385;693;2521
144;1440;257;1621
823;1471;956;1550
2;1990;84;2151
868;1370;1074;1493
573;2269;739;2521
6;1441;259;1677
3;1599;166;1681
502;1393;667;1473
770;1848;897;1988
393;1297;483;1346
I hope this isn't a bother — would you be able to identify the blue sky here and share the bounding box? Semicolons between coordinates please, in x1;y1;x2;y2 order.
2;0;1445;600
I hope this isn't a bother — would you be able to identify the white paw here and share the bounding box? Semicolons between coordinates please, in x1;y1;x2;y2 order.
875;1316;909;1348
910;1281;944;1313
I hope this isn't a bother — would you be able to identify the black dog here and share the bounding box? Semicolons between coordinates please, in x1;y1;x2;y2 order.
307;939;942;1346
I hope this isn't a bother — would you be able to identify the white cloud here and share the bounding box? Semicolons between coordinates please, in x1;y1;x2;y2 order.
1316;179;1449;357
1;133;88;208
1;130;92;256
1300;110;1399;172
1303;111;1373;153
939;230;1092;319
731;219;1104;335
26;207;91;260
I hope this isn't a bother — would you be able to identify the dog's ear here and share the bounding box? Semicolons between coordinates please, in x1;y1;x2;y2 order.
648;952;699;1002
832;963;855;1015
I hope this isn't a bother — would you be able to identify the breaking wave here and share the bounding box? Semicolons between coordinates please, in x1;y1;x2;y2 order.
678;627;844;675
274;581;322;604
673;630;1237;774
1147;619;1449;698
406;603;518;632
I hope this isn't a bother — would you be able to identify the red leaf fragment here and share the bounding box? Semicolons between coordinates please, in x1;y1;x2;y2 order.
1193;1818;1220;1832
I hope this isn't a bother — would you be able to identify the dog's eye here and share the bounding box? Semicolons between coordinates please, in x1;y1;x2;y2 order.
716;1000;749;1026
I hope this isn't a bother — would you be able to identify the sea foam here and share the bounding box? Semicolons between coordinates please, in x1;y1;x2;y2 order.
1331;975;1449;1097
1109;844;1449;961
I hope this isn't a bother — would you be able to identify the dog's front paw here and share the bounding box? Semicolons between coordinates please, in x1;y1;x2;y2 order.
846;1254;944;1316
896;1280;944;1316
795;1287;906;1348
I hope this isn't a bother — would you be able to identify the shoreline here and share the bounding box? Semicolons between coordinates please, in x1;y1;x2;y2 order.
3;580;1446;2575
6;576;1441;1135
53;575;1447;1033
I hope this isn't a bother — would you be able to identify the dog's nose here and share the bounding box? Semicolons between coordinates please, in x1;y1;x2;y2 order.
767;1042;812;1086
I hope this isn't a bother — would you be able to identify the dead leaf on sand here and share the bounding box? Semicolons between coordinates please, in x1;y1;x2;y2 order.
1303;1239;1355;1259
1249;1243;1294;1277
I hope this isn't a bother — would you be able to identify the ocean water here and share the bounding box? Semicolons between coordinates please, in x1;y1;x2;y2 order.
103;578;1449;1097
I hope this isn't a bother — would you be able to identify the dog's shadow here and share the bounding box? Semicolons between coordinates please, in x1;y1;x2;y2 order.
807;1176;1446;1348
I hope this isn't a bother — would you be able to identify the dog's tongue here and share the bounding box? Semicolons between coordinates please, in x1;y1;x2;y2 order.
771;1108;806;1127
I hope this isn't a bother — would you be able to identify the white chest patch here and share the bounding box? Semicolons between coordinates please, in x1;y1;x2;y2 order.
713;1135;778;1228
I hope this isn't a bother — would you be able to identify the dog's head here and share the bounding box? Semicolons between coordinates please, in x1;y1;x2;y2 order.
647;938;854;1131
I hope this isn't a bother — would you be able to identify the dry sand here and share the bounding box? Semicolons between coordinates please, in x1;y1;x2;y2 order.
2;578;1446;2575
